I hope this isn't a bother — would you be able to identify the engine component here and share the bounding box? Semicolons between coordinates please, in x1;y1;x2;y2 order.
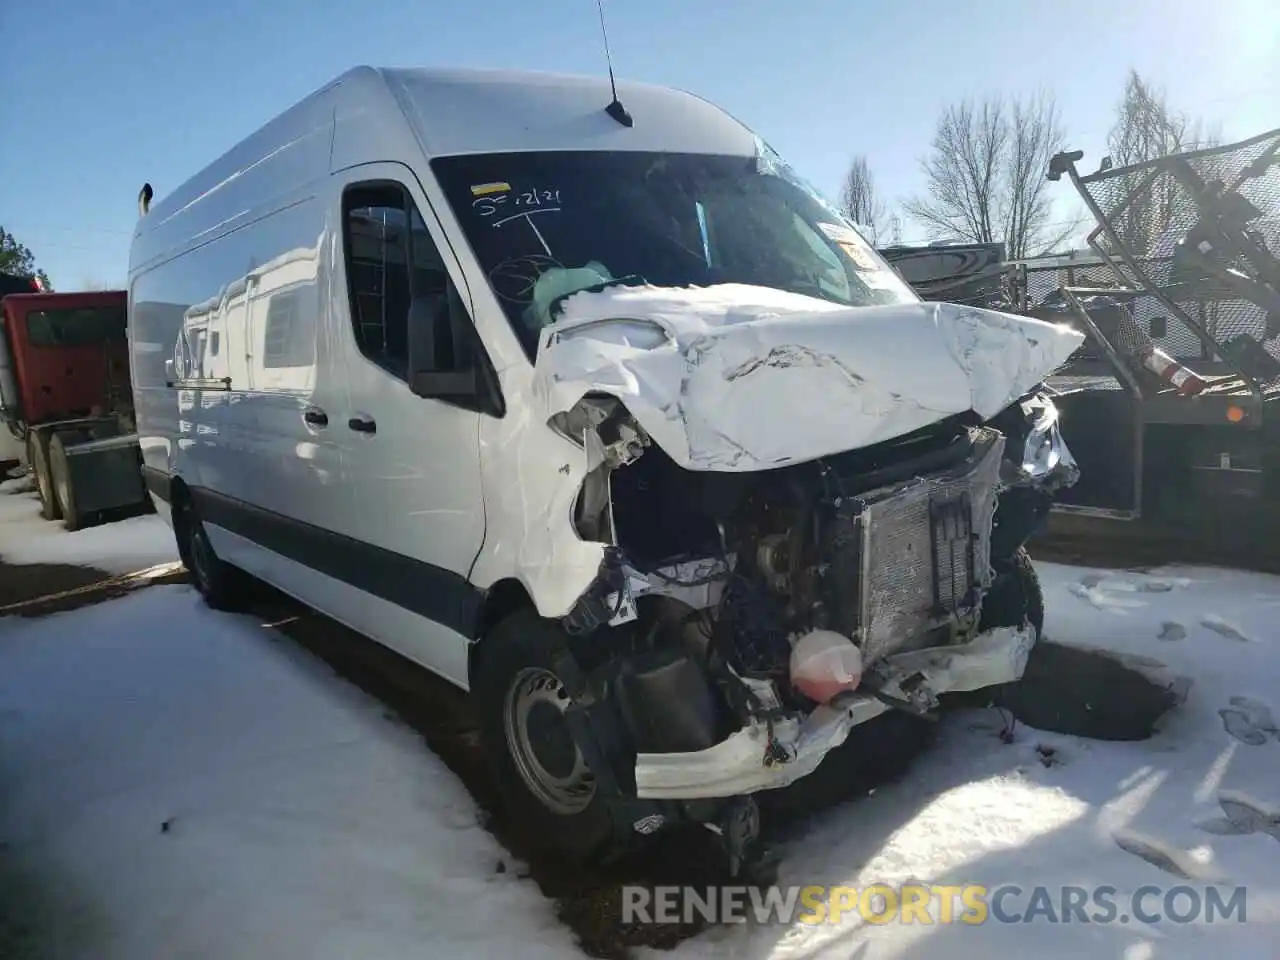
615;647;723;754
789;629;863;704
712;569;792;682
820;429;1005;665
755;532;792;593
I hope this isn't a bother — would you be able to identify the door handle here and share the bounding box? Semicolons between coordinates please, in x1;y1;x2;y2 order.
348;416;377;435
303;407;328;428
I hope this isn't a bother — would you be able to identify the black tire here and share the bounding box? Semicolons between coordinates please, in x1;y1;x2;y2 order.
48;435;83;531
27;431;60;521
977;546;1044;710
980;546;1044;638
473;609;618;865
173;496;247;611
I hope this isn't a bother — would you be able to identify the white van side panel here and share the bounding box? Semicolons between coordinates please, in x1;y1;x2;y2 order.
208;525;472;690
130;71;488;690
128;81;361;631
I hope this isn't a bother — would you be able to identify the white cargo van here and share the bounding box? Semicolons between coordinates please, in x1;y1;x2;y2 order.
129;66;1083;869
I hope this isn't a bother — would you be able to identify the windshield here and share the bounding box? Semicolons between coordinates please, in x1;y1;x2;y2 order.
430;150;917;356
25;306;126;348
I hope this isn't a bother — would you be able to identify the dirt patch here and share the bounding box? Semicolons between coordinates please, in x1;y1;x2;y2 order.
1000;639;1190;741
0;560;187;618
0;562;109;609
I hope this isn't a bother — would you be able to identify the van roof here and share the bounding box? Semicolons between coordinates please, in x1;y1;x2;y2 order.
132;67;758;268
377;66;757;158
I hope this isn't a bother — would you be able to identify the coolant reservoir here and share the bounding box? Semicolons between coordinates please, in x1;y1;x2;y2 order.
790;630;863;705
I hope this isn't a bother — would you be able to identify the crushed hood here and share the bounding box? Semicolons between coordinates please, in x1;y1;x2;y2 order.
533;283;1084;471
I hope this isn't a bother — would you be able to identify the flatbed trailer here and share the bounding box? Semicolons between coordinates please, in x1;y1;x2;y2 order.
1025;129;1280;566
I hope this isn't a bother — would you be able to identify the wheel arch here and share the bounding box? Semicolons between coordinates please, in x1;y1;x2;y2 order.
168;474;192;512
468;577;537;685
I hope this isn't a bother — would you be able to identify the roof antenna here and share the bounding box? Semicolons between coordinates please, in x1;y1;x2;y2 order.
595;0;632;128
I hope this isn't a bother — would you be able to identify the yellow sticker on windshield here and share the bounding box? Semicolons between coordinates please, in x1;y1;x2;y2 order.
471;182;512;197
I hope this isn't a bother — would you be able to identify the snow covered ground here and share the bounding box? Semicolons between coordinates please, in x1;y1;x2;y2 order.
0;476;177;575
0;585;582;960
668;563;1280;959
0;555;1277;958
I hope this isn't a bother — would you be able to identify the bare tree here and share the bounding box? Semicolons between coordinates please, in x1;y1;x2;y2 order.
839;155;889;243
1107;70;1217;168
883;212;904;246
904;93;1080;259
1104;71;1221;252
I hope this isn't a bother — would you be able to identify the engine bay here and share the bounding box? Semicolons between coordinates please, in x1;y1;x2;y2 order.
557;399;1039;766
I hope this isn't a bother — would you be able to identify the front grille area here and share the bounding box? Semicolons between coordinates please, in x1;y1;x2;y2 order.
823;428;1005;664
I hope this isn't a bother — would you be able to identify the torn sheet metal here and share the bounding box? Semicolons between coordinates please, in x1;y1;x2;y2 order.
533;283;1084;471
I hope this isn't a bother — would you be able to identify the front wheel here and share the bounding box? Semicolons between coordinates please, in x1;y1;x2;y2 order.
474;610;618;864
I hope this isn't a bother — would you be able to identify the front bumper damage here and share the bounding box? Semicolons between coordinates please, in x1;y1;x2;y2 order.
633;623;1035;800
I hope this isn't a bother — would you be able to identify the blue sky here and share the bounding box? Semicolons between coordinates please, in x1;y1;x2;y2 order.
1;0;1275;288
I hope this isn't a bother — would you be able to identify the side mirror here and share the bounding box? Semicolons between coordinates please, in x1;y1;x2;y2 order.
410;367;480;398
406;294;504;416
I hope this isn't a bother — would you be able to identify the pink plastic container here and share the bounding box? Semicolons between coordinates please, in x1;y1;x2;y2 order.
789;630;863;704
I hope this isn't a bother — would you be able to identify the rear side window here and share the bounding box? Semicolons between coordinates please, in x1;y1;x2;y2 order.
340;182;475;379
25;306;126;347
261;289;313;368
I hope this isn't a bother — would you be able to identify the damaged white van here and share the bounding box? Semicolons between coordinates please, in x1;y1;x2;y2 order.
129;66;1083;869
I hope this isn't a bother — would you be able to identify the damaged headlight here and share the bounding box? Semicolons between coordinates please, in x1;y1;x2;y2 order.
1001;393;1079;486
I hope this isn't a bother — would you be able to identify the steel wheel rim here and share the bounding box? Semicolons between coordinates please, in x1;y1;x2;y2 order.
54;471;71;516
503;666;595;815
33;448;51;505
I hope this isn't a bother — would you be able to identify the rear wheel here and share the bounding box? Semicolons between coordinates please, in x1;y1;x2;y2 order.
174;496;247;611
26;431;60;521
474;610;617;864
48;435;83;531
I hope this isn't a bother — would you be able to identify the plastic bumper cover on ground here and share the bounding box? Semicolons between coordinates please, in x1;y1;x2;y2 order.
633;625;1035;800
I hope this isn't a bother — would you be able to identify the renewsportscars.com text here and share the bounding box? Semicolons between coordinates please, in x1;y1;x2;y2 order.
622;883;1248;926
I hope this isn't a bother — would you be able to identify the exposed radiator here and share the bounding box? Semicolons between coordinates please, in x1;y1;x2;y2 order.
823;429;1005;664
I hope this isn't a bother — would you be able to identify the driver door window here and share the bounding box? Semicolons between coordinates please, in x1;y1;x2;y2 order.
341;182;474;381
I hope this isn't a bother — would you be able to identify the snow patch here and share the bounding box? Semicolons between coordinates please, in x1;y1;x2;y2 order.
1201;614;1256;643
0;488;176;574
0;586;576;960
